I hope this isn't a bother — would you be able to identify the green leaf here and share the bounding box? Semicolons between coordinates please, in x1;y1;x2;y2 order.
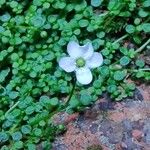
127;83;135;90
27;143;36;150
33;128;42;137
12;109;21;117
96;31;105;38
136;71;144;78
21;125;32;134
0;86;6;96
29;71;37;78
40;31;47;38
107;85;117;93
134;18;140;25
69;96;79;108
135;59;145;68
128;49;136;58
0;13;11;22
80;92;92;106
40;95;50;102
0;132;9;142
31;15;46;27
0;0;6;5
138;9;148;18
91;0;103;7
11;132;22;141
10;1;18;8
43;2;50;9
114;70;127;81
143;0;150;7
0;26;5;33
0;68;10;83
14;141;23;149
125;25;135;33
42;141;52;149
101;49;110;56
120;56;130;66
1;145;9;150
33;0;42;6
25;106;35;115
50;97;59;107
11;53;19;61
99;66;110;77
142;23;150;33
108;0;120;10
14;36;22;45
79;19;89;27
93;79;102;88
8;91;19;99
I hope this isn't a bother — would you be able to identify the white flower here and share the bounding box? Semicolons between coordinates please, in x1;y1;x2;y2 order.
59;41;103;85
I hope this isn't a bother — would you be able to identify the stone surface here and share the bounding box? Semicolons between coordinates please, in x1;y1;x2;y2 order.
52;84;150;150
132;130;143;140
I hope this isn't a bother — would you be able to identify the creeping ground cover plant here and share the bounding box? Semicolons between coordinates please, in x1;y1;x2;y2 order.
0;0;150;149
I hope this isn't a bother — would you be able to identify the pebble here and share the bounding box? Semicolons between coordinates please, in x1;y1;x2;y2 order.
132;129;143;140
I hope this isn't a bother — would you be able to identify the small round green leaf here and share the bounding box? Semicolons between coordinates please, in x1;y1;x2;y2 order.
135;59;145;68
11;132;22;141
114;70;127;81
120;56;130;66
91;0;103;7
125;25;135;33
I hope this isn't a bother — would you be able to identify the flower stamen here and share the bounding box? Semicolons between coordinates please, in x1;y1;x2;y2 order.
76;57;85;68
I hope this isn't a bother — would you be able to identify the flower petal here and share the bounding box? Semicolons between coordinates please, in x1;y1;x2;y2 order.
76;67;93;85
86;52;103;68
80;42;94;60
67;41;83;59
59;57;75;72
67;41;94;59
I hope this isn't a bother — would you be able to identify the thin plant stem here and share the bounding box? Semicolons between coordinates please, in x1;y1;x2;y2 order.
5;101;20;116
65;78;76;107
113;34;128;44
132;68;150;72
122;68;150;75
136;38;150;53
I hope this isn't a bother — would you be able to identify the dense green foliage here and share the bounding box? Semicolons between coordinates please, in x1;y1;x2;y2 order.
0;0;150;149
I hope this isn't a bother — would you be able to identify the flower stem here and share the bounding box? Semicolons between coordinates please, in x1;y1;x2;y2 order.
113;34;128;44
65;78;76;107
47;79;77;123
136;38;150;53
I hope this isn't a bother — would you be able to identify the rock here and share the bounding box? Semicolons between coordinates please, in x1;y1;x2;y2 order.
145;131;150;144
99;120;112;134
121;142;128;149
90;123;98;134
65;113;79;124
133;88;144;101
108;123;123;144
87;144;103;150
123;137;139;150
122;119;132;131
132;129;143;140
53;144;68;150
139;84;150;101
98;100;114;111
144;56;150;65
109;111;125;122
53;83;150;150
